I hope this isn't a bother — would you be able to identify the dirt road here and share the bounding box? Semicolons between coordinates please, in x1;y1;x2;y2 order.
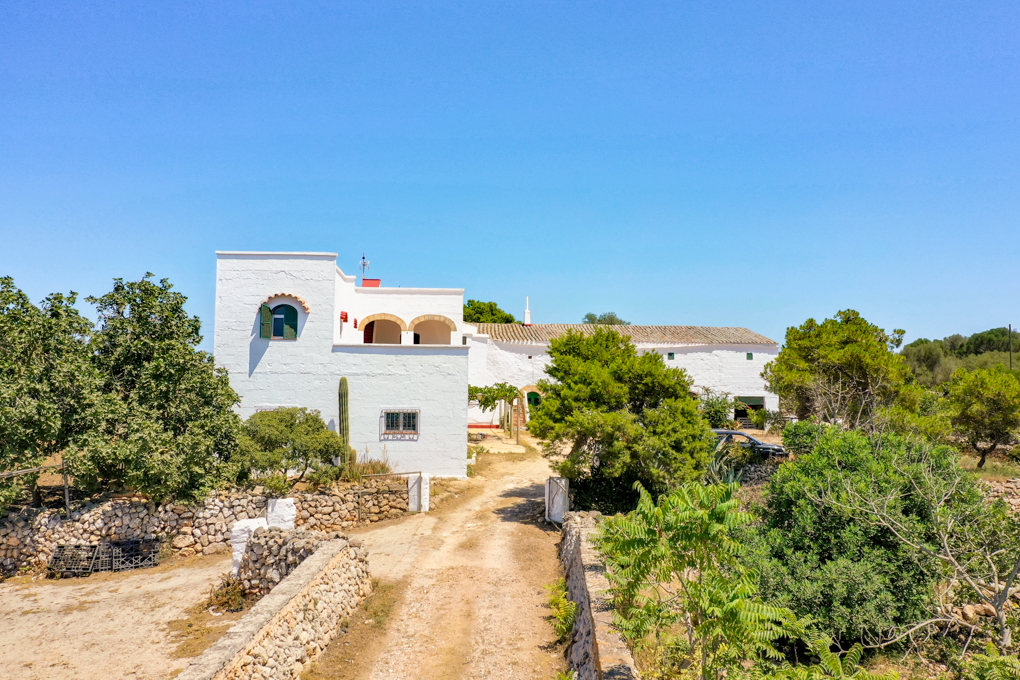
308;439;567;680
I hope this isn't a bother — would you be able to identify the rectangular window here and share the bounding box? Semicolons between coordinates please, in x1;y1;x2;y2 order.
667;352;675;360
383;410;419;434
746;352;754;360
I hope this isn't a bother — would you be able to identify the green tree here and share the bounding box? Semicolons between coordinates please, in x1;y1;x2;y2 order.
582;311;630;325
594;482;801;680
744;429;950;647
762;310;907;429
0;278;104;510
463;299;519;324
529;328;713;512
65;275;242;502
235;407;345;491
699;388;738;428
947;366;1020;468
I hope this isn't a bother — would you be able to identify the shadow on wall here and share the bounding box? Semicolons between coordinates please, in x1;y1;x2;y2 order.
249;315;269;377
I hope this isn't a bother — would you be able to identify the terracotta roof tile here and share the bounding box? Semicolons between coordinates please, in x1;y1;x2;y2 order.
472;324;777;346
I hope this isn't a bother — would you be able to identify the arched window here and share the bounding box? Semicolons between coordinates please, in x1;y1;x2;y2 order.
260;303;298;339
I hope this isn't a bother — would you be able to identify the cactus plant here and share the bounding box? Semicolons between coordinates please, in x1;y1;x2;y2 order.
338;376;350;464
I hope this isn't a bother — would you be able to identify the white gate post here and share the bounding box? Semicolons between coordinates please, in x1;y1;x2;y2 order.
545;477;569;523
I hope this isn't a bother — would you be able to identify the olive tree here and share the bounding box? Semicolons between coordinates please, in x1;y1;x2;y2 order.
65;274;242;502
948;366;1020;468
0;278;103;509
763;310;907;430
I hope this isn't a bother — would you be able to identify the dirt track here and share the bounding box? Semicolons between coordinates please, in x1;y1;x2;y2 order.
310;437;567;680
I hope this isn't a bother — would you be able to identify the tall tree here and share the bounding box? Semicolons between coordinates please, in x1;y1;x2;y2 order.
582;311;630;325
463;299;519;324
0;278;103;509
529;327;712;512
763;310;907;428
948;366;1020;468
65;274;242;502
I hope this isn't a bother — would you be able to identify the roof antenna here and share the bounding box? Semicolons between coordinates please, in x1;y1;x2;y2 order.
524;296;532;326
359;253;370;280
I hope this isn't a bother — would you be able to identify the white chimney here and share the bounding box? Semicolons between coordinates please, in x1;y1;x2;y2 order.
524;296;532;326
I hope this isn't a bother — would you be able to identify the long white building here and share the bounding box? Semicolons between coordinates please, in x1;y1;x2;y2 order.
214;251;779;477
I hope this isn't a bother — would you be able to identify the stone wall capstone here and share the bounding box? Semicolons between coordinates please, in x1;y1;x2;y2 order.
560;511;640;680
176;536;372;680
237;527;343;595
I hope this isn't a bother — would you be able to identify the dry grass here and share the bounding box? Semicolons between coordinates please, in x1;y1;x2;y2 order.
164;573;258;659
302;580;407;680
959;453;1020;481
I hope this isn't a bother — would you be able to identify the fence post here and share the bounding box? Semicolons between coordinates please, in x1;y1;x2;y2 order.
61;460;71;517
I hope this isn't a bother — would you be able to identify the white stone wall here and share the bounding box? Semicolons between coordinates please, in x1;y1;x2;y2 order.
648;343;780;411
466;337;779;424
215;253;468;477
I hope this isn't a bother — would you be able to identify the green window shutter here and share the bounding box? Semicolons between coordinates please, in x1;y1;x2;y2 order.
283;305;298;339
259;305;272;338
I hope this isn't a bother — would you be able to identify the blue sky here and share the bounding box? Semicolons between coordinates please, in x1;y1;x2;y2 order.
2;1;1018;351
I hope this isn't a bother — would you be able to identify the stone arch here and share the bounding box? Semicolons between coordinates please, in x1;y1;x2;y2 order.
408;314;457;332
262;293;311;313
359;313;408;331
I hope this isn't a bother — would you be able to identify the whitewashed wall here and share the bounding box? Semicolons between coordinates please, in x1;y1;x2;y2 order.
464;337;779;423
215;253;468;477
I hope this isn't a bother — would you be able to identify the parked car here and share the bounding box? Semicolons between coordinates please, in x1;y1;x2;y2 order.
711;429;787;459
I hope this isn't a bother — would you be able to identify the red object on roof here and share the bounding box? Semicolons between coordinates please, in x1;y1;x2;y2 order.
361;278;381;287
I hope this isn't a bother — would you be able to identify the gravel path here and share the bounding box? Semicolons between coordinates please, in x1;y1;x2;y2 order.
344;441;566;680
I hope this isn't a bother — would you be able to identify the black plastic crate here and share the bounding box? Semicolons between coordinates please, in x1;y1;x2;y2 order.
48;544;100;577
48;539;160;576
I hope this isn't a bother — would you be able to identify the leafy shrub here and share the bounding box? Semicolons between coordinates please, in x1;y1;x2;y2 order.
781;421;829;457
759;635;898;679
545;578;577;641
962;644;1020;680
750;408;769;430
699;389;736;428
231;407;345;490
260;473;290;498
743;429;952;647
595;482;801;680
531;328;713;512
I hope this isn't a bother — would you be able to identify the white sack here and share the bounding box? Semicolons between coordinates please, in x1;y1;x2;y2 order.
267;498;297;530
230;518;268;577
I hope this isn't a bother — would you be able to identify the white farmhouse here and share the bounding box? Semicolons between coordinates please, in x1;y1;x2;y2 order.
464;323;779;427
214;251;780;478
215;252;470;478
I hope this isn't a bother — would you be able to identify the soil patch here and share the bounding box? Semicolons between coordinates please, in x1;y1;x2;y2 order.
0;552;232;680
302;580;408;680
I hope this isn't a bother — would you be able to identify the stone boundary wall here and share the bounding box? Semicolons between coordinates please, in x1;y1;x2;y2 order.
238;527;344;595
176;537;372;680
0;478;410;575
560;511;640;680
983;479;1020;513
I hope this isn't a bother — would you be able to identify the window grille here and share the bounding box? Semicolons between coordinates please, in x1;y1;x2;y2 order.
383;410;419;434
668;352;675;360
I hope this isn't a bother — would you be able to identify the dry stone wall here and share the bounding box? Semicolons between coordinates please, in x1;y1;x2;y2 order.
237;527;344;595
983;479;1020;513
0;480;411;575
176;537;372;680
561;511;640;680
